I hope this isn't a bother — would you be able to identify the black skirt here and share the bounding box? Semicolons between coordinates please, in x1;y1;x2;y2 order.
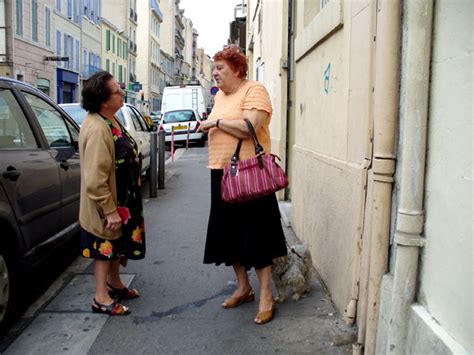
203;169;287;270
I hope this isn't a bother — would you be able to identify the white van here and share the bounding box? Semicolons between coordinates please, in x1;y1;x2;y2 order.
161;85;208;120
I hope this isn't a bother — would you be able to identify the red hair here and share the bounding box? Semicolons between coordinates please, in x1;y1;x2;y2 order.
213;45;248;78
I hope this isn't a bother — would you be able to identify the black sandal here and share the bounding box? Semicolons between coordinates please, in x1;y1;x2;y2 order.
91;298;130;316
107;283;140;300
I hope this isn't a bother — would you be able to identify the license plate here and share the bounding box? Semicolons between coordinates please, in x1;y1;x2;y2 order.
174;125;187;130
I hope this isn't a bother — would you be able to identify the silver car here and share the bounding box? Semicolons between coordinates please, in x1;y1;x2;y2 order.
60;103;153;175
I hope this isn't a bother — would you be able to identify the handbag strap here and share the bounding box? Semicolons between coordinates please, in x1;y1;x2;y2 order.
229;119;265;176
231;119;265;163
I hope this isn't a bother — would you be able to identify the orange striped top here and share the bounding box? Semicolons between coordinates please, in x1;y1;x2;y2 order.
208;80;273;169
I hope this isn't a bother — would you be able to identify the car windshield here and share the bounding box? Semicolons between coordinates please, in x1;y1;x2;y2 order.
115;108;126;125
163;110;196;124
62;105;87;125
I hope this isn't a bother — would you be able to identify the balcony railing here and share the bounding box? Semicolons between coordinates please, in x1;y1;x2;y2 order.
82;65;101;79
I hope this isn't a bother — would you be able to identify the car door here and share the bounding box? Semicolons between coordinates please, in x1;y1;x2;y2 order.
127;106;150;172
0;86;62;251
22;91;81;234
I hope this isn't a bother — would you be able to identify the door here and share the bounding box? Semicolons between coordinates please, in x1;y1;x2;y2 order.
22;92;81;232
0;88;61;250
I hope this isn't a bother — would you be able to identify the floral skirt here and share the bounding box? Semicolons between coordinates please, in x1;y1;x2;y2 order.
80;227;145;261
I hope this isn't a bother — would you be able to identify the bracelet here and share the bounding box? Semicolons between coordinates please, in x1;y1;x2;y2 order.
216;118;222;128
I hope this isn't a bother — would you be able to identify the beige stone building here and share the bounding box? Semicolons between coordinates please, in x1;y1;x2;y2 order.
0;0;56;98
103;0;138;105
136;0;163;113
245;0;472;354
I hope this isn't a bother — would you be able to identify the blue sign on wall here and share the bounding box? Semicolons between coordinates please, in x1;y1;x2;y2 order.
133;82;142;92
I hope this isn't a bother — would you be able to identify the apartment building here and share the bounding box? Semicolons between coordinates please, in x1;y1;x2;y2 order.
244;0;472;354
0;0;56;98
182;16;194;82
102;0;137;105
136;0;163;113
101;18;127;89
195;47;212;109
80;2;101;86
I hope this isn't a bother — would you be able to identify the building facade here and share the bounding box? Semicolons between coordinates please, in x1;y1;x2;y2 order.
102;0;138;105
100;18;128;91
136;0;163;113
1;0;56;98
244;0;473;354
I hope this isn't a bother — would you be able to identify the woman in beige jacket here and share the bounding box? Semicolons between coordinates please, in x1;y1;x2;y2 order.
79;71;146;316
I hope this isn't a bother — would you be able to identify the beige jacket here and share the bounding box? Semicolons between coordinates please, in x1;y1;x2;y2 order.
79;112;120;240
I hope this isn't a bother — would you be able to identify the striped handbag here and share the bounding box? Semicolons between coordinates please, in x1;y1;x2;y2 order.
221;119;289;203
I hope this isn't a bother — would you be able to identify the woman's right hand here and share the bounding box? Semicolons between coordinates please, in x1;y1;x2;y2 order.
106;210;122;231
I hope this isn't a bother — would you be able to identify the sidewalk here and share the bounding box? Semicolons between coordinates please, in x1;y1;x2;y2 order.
4;147;354;354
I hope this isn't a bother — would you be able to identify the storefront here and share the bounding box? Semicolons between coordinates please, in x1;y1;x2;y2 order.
57;68;79;104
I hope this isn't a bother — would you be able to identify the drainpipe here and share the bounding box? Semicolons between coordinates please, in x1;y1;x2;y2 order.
346;0;378;328
284;0;294;201
355;1;402;354
385;1;433;353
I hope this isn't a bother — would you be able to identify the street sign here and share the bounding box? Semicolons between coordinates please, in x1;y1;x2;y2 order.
210;86;219;95
132;82;142;92
44;56;69;61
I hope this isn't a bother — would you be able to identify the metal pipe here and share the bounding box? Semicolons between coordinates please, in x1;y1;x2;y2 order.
360;1;402;353
284;0;294;201
149;131;158;198
158;130;165;189
385;1;433;353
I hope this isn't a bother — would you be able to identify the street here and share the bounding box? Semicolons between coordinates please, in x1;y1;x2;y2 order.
3;146;353;354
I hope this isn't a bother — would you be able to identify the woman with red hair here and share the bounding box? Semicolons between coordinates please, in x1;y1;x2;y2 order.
200;45;287;325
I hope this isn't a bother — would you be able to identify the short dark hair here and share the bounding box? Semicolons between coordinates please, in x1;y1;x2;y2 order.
213;45;248;78
81;71;114;113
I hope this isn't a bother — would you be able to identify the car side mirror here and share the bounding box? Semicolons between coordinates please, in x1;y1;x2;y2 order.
150;125;158;132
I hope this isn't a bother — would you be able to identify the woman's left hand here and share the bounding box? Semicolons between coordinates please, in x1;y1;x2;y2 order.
199;119;217;133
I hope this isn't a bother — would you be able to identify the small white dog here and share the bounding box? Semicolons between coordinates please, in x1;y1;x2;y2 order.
272;244;313;302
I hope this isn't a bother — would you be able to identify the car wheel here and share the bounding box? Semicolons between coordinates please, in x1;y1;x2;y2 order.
0;250;14;332
197;138;206;147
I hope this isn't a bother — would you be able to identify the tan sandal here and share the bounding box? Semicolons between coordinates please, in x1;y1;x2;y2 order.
254;301;276;325
222;289;255;309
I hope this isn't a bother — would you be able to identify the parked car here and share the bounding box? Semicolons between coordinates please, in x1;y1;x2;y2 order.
160;109;206;147
150;111;161;125
0;77;81;329
60;103;154;175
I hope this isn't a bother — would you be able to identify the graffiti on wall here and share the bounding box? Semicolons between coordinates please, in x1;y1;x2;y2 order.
324;63;331;94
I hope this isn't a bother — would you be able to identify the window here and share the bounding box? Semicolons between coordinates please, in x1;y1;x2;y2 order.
127;106;145;131
112;62;115;76
0;89;37;149
112;34;115;53
56;30;61;62
45;7;51;47
75;40;79;71
105;29;110;51
15;0;23;36
73;0;78;22
118;38;121;58
0;0;6;61
66;0;71;18
118;64;122;82
23;92;73;147
83;49;87;74
56;0;61;12
105;58;110;72
31;0;38;42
